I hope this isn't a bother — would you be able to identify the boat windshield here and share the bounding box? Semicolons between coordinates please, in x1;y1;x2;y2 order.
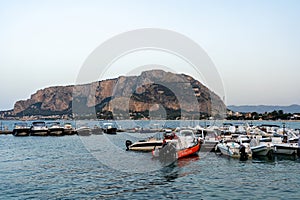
32;122;46;127
47;122;60;126
14;122;28;127
180;130;194;137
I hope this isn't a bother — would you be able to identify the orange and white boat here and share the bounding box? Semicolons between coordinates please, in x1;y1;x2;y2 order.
177;141;200;159
152;129;200;161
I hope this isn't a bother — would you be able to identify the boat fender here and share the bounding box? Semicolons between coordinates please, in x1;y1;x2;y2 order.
125;140;132;151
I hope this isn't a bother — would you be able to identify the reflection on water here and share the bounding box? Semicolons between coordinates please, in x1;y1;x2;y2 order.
253;154;298;163
160;155;200;182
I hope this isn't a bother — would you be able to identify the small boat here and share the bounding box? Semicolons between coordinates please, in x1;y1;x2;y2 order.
103;122;117;134
63;123;76;135
47;122;64;136
217;139;252;160
126;130;177;151
152;130;200;161
250;137;274;157
272;137;298;155
76;126;92;136
13;122;30;136
91;125;103;135
197;128;220;152
219;123;236;135
258;124;280;135
126;137;164;151
30;121;48;136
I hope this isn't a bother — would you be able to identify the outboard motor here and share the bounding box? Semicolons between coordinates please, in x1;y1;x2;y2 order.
158;143;177;165
239;144;248;161
125;140;132;151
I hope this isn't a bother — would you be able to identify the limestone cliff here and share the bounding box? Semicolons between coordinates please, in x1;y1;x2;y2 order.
11;70;226;119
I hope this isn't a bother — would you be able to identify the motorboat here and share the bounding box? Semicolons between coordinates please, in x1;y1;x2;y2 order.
250;137;274;157
126;137;164;151
272;137;298;155
258;124;280;135
126;131;176;152
216;139;252;160
76;126;92;136
219;123;236;135
91;125;103;135
12;122;30;136
152;130;200;161
197;128;220;152
30;121;48;136
102;122;117;134
63;123;76;135
47;122;64;136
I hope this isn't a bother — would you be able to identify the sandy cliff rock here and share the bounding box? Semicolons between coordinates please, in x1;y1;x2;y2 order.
12;70;226;119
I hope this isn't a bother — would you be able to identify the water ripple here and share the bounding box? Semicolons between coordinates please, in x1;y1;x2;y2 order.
0;135;299;199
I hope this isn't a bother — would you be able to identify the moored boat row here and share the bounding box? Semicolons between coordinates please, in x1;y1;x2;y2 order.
13;121;77;136
10;121;120;137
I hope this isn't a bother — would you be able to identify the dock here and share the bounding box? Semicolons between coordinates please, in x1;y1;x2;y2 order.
0;130;13;135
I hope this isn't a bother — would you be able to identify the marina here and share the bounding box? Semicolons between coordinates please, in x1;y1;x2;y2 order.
0;123;299;199
0;120;299;159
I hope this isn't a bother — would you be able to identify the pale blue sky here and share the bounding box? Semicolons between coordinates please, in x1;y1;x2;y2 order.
0;0;300;110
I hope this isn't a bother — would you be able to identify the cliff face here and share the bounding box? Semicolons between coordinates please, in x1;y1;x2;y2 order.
13;86;73;115
12;70;226;119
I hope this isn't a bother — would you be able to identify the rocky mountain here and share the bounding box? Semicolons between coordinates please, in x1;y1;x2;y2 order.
6;70;226;120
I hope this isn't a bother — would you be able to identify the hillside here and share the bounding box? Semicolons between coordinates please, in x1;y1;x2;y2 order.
1;70;226;120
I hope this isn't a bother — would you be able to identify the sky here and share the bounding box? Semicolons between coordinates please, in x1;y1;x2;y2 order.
0;0;300;110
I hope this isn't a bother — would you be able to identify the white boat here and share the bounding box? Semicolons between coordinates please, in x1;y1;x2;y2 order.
91;125;103;135
76;126;92;136
126;131;177;151
103;122;117;134
217;140;252;159
126;138;164;151
47;122;64;136
219;123;236;135
272;137;298;155
273;143;298;155
258;124;280;135
30;121;48;136
250;137;274;156
197;128;220;152
63;123;76;135
13;122;30;136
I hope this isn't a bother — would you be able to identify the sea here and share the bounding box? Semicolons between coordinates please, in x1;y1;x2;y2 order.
0;120;299;199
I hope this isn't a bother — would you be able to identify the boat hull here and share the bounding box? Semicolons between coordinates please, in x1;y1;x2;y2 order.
104;128;117;134
200;141;218;152
30;130;49;136
77;128;92;136
129;141;163;152
217;143;252;159
48;128;64;136
251;145;273;156
273;144;298;155
92;128;103;135
177;143;200;159
152;142;200;159
63;128;76;135
13;128;30;137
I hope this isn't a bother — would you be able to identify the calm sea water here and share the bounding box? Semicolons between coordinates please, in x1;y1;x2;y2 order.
0;120;300;199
